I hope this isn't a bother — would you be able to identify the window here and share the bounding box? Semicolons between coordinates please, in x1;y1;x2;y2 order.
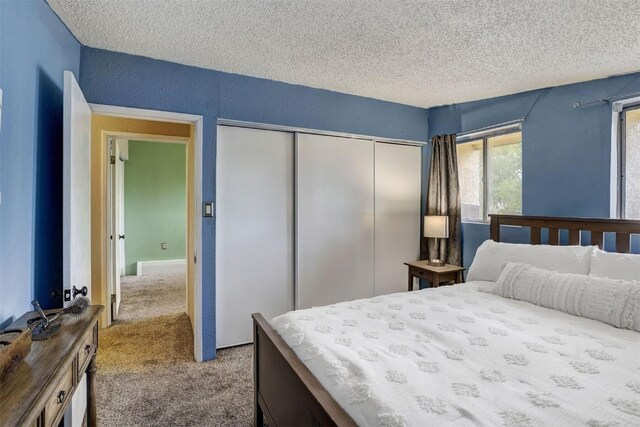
457;139;484;221
621;106;640;219
457;131;522;222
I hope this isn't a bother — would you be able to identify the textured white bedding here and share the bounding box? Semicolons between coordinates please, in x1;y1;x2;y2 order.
271;282;640;427
493;263;640;332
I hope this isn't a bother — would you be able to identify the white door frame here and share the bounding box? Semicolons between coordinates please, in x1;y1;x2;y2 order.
90;103;204;362
106;136;124;321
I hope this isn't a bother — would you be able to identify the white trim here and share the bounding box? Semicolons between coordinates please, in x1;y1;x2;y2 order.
106;132;187;148
610;108;620;218
90;103;202;124
217;118;425;146
136;259;186;276
456;120;523;143
104;133;114;326
92;103;205;363
611;96;640;113
106;131;190;143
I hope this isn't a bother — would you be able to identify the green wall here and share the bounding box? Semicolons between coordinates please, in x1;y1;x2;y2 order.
124;140;186;275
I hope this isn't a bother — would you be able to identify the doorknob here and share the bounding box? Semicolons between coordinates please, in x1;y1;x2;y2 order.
72;285;88;299
118;235;125;240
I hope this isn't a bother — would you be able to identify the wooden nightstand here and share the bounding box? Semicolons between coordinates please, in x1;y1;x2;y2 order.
404;261;465;291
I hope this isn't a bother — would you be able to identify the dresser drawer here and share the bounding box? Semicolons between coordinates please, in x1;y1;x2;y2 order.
410;268;433;281
44;365;73;427
77;327;96;376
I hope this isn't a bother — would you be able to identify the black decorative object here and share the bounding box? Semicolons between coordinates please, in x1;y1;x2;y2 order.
29;297;90;341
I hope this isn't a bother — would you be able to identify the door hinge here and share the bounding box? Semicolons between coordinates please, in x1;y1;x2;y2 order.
194;255;197;264
110;155;116;165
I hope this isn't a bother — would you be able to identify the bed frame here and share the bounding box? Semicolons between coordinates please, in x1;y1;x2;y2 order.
252;215;640;427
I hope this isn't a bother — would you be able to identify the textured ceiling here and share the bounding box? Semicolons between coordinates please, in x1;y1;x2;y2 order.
48;0;640;108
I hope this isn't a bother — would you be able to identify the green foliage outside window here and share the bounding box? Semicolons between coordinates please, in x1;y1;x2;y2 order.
488;142;522;215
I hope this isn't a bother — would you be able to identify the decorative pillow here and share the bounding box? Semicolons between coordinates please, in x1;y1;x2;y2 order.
492;262;640;332
589;248;640;282
466;240;594;282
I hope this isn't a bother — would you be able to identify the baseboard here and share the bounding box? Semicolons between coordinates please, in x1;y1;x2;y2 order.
136;259;186;276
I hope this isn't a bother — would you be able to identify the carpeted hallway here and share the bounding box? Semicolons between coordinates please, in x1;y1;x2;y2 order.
97;273;253;426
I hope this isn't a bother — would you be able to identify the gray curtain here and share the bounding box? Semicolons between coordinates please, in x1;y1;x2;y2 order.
420;134;462;265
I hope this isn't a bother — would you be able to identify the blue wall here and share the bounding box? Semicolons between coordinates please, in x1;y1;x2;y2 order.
4;0;636;356
79;47;428;359
426;73;640;268
0;1;81;329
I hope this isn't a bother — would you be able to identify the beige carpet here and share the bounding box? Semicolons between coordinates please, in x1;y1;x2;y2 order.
98;274;253;426
113;273;186;324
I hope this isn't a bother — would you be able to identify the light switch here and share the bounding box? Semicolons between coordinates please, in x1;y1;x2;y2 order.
203;202;214;217
161;242;167;250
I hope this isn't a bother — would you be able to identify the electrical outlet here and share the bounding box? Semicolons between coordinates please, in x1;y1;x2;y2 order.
161;242;167;250
64;289;71;302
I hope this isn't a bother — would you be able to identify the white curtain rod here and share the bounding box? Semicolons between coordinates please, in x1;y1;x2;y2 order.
454;117;525;142
573;90;640;108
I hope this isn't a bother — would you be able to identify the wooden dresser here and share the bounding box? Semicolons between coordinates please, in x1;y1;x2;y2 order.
0;305;103;427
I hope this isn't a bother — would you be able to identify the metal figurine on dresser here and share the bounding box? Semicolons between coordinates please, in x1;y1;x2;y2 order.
29;296;90;340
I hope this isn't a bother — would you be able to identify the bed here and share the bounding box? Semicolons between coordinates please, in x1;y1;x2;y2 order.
252;215;640;426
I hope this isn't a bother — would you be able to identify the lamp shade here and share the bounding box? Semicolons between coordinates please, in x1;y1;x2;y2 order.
424;215;449;238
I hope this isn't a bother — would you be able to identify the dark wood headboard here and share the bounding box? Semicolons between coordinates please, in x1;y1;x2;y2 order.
489;215;640;253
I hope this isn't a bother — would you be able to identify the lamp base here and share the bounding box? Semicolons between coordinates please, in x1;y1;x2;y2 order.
427;259;445;267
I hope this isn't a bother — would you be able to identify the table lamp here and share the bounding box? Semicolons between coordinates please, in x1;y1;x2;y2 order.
424;215;449;266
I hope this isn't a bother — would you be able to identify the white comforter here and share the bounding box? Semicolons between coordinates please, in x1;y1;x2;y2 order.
271;282;640;427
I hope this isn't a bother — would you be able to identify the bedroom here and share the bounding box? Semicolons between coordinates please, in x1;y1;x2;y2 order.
0;1;639;426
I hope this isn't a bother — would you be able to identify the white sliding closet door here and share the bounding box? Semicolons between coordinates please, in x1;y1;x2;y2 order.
374;143;422;295
296;134;374;309
216;126;294;348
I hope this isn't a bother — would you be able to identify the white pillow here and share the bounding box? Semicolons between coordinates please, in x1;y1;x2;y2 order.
492;262;640;332
589;248;640;282
466;240;594;282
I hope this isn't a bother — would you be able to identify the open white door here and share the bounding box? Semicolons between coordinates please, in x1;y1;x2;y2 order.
116;150;125;312
62;70;92;303
118;151;126;278
108;138;125;320
62;70;92;427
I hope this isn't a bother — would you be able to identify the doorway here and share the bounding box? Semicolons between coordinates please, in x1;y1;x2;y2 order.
90;105;204;362
107;135;189;325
